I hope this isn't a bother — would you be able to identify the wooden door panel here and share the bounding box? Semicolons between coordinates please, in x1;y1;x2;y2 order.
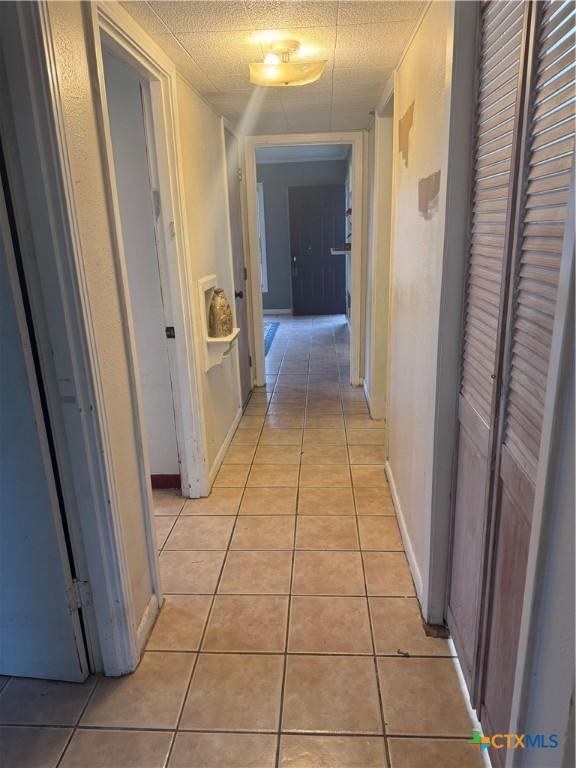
289;185;346;316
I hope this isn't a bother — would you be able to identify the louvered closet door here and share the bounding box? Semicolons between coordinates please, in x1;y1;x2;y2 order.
481;0;575;743
447;0;528;694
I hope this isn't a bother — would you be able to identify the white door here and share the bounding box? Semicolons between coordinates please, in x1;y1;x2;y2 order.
0;193;88;682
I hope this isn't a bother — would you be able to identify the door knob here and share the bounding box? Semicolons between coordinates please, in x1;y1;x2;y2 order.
235;290;244;299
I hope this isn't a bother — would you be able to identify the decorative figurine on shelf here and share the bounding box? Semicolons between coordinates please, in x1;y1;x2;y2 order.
208;288;233;337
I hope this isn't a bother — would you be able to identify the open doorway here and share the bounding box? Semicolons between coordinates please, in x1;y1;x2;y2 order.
245;133;364;386
102;48;181;493
254;144;351;362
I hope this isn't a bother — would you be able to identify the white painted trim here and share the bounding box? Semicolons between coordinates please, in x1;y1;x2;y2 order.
243;131;365;387
507;170;575;765
263;309;292;315
385;460;424;602
6;1;140;674
256;181;269;293
92;1;208;501
208;406;242;487
136;594;161;656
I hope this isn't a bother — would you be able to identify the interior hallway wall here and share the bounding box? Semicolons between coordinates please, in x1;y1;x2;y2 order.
256;160;348;311
386;1;455;607
175;75;241;475
38;2;155;633
103;50;180;477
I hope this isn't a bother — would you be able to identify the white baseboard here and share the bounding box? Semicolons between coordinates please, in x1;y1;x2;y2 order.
136;594;160;660
385;460;424;605
263;308;292;315
208;406;243;488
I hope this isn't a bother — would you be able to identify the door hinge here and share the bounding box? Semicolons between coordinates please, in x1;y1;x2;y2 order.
237;167;243;182
152;189;161;220
244;267;248;281
249;355;253;367
67;579;92;613
165;326;176;339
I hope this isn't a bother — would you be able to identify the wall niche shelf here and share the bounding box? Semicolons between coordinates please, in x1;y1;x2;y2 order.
198;274;239;372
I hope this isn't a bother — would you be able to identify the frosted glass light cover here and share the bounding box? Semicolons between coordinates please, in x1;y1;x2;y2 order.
249;60;327;87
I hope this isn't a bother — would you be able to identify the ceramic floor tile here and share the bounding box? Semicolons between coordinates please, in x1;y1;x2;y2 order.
0;678;96;726
302;429;346;446
202;595;289;652
304;415;345;429
168;732;277;768
299;465;351;488
229;429;262;445
165;516;235;550
153;490;185;516
279;734;387;768
346;429;386;445
358;517;403;550
243;403;268;416
223;443;257;464
230;516;295;550
238;415;265;430
378;657;474;736
282;655;382;734
300;444;349;465
266;404;305;416
297;487;355;516
259;429;303;446
219;551;293;594
59;729;173;768
344;415;385;429
159;551;225;594
181;488;243;516
82;652;194;729
253;445;302;465
295;516;359;550
351;465;389;487
292;551;366;595
180;653;283;731
155;515;176;550
0;726;71;768
247;465;300;487
147;595;212;651
239;487;297;515
342;401;370;414
306;403;344;415
213;464;250;487
264;414;305;429
288;596;372;654
354;487;395;515
363;552;416;596
387;737;484;767
370;598;453;657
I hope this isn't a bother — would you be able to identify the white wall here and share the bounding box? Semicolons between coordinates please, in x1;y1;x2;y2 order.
364;113;393;420
175;76;241;475
103;50;179;477
386;1;455;605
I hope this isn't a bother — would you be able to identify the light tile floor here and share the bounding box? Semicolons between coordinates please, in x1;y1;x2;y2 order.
0;316;484;767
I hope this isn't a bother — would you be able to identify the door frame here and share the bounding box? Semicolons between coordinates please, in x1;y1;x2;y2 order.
244;131;365;386
88;1;208;499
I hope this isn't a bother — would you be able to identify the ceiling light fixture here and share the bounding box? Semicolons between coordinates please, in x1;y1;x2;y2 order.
249;40;327;87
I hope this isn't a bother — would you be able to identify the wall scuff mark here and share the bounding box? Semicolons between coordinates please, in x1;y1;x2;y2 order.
398;102;414;166
418;170;441;220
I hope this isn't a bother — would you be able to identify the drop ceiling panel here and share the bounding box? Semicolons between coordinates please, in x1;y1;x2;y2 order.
121;1;423;133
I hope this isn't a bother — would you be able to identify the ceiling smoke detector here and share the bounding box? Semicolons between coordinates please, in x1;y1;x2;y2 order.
249;40;327;87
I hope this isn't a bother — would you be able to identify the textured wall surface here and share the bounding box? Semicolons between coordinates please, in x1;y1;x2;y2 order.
175;76;240;471
387;1;454;602
257;160;348;310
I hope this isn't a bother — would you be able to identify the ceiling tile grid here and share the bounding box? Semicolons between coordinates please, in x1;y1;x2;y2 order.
121;1;424;133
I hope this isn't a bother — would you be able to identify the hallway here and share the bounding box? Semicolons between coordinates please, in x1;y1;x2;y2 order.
0;316;483;767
